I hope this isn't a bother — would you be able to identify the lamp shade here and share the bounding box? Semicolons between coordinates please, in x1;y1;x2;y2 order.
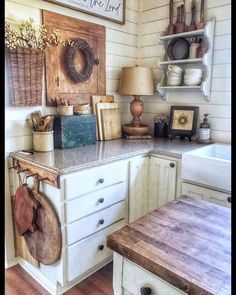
118;66;154;96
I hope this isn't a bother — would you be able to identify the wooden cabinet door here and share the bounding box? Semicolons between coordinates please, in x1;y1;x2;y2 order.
43;10;106;106
182;182;231;208
128;157;149;223
148;157;177;212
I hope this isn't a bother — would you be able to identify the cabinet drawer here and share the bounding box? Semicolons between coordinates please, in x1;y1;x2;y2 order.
182;182;231;208
64;161;127;200
65;182;127;223
67;220;125;282
123;259;186;295
66;201;125;245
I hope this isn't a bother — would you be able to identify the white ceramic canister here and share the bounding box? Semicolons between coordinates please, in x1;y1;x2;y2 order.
32;131;54;152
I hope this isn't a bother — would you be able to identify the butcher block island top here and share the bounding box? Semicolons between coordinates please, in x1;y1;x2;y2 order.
107;195;231;295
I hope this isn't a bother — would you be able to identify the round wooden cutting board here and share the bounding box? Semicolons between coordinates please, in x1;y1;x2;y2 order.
24;190;62;265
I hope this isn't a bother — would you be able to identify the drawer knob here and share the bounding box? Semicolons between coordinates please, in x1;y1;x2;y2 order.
98;245;104;251
99;219;104;225
98;178;104;184
98;197;104;203
227;197;231;203
140;287;152;295
170;163;175;168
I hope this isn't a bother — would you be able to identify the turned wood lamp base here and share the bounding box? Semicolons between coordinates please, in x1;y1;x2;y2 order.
123;123;150;137
123;95;150;137
118;66;154;138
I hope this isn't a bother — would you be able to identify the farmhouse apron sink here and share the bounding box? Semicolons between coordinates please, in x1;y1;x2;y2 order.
182;143;231;192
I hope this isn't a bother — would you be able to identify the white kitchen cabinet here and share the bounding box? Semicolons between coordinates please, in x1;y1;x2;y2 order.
182;182;231;208
113;253;186;295
123;259;186;295
67;220;125;282
9;158;129;295
66;201;125;244
65;160;127;200
128;156;149;223
65;181;127;223
62;159;128;285
148;156;178;212
128;155;181;222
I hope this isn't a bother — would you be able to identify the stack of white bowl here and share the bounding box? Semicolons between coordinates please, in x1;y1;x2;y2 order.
184;69;202;86
166;65;183;86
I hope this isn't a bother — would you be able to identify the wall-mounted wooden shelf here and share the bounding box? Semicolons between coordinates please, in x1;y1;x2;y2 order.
159;28;205;41
158;58;203;65
158;86;201;90
157;18;215;101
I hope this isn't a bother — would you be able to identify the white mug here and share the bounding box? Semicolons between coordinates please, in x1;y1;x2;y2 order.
166;70;181;77
167;65;183;74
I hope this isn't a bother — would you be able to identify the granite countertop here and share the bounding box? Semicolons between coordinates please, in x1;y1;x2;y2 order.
107;195;231;295
9;138;201;175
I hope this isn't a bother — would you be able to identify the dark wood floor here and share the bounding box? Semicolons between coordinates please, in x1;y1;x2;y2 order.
5;262;114;295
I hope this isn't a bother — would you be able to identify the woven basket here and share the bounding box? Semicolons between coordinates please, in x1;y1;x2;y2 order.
5;47;44;106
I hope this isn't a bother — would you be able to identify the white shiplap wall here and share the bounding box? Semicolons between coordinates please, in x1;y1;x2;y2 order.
139;0;231;143
5;0;139;267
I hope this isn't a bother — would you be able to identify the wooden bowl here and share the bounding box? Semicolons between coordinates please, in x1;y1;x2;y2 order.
123;123;150;136
74;104;91;115
57;106;73;116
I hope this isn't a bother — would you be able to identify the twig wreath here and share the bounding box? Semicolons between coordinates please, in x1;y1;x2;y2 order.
64;38;95;83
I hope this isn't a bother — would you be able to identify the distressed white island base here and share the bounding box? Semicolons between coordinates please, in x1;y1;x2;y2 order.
112;253;187;295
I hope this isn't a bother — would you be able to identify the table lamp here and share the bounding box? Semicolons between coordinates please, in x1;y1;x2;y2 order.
118;66;154;137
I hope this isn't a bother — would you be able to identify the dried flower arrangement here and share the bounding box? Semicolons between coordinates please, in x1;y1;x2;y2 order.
5;18;74;106
153;112;169;123
5;18;74;50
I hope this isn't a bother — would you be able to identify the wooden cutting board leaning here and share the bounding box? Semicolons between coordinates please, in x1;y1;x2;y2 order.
96;102;122;140
91;95;114;139
101;108;122;140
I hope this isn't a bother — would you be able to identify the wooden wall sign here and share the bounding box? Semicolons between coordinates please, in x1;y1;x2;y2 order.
42;10;106;106
43;0;125;24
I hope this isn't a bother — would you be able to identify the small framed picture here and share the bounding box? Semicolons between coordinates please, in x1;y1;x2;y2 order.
168;106;199;140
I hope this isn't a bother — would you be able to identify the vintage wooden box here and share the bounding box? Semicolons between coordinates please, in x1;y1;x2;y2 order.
53;115;96;149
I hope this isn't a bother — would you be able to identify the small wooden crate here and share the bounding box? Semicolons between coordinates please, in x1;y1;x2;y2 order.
53;115;96;149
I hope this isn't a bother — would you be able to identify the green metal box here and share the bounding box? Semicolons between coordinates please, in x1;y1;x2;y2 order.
53;115;96;149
